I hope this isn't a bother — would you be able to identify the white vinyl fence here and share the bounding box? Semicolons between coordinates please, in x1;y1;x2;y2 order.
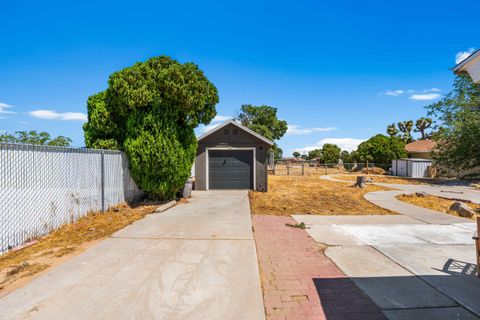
0;143;143;253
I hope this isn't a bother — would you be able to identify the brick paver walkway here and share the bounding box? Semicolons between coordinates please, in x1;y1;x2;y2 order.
253;215;385;320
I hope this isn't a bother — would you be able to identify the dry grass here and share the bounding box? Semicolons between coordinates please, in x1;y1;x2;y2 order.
0;202;159;293
273;165;350;176
249;174;395;216
397;194;480;220
334;175;430;185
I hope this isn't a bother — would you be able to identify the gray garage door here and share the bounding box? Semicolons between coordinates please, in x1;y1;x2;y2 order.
208;150;253;189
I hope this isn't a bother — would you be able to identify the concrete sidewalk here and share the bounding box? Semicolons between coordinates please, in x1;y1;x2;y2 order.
0;191;265;320
293;214;480;319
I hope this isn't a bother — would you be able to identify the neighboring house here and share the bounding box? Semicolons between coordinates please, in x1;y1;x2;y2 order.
453;48;480;83
195;120;273;192
405;140;436;159
281;157;306;164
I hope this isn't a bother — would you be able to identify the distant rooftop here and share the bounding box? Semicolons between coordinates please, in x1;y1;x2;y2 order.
405;140;436;153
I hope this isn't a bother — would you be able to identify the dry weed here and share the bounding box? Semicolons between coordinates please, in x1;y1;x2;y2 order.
0;202;158;293
397;194;480;220
249;174;394;215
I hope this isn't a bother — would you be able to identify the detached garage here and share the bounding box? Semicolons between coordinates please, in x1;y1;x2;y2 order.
195;120;273;191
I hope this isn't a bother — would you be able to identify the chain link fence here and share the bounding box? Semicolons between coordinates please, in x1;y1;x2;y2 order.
271;160;391;176
0;143;143;253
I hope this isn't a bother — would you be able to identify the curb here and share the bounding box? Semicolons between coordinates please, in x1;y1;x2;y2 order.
155;200;177;213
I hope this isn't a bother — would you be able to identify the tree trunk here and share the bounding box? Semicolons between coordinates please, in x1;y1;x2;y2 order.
355;176;367;188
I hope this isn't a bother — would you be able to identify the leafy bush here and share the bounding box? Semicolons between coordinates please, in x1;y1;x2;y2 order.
84;56;219;199
0;130;72;147
356;134;407;164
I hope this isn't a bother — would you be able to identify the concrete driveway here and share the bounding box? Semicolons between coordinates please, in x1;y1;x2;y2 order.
0;191;265;320
293;214;480;319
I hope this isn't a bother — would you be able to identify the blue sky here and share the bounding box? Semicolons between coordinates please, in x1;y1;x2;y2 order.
0;1;478;156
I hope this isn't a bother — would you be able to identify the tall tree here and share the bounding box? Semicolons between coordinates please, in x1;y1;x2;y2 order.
414;117;433;140
321;143;341;163
0;130;72;147
292;151;301;158
356;134;407;164
84;56;219;199
340;150;350;162
427;73;480;170
386;123;399;138
235;104;287;160
397;120;414;143
307;149;322;160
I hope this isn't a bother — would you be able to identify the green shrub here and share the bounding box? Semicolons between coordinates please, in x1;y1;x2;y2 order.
84;56;219;199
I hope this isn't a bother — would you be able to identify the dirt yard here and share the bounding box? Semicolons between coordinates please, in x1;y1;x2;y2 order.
249;174;394;216
397;194;480;220
0;202;160;295
333;174;431;185
272;164;350;176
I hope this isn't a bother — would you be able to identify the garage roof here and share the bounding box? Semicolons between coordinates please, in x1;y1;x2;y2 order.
197;120;274;146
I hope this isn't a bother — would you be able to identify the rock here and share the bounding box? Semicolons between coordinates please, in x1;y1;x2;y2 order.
448;201;476;218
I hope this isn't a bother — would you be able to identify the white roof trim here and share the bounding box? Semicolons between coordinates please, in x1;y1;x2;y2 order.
197;120;274;146
453;49;480;72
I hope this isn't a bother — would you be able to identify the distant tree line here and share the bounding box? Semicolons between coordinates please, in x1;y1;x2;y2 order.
292;134;406;166
0;130;72;147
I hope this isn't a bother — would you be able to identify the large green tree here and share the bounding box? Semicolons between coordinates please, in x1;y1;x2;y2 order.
235;104;287;159
84;56;219;199
427;74;480;170
320;143;341;163
356;134;407;164
0;130;72;146
307;149;322;160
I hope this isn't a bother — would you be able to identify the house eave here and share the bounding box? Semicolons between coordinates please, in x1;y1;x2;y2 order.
197;120;274;146
453;49;480;73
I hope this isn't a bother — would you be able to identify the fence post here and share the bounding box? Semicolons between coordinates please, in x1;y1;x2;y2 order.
476;217;479;278
287;165;290;175
302;164;304;176
101;151;105;212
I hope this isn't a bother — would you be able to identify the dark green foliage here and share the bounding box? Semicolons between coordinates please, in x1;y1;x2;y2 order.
321;143;341;163
83;91;121;150
386;123;399;138
387;118;433;141
292;151;301;157
356;134;407;164
414;117;433;140
427;74;480;170
0;130;72;147
236;105;287;141
340;150;350;162
273;146;283;160
307;149;322;160
83;56;219;199
235;104;287;160
397;120;414;143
